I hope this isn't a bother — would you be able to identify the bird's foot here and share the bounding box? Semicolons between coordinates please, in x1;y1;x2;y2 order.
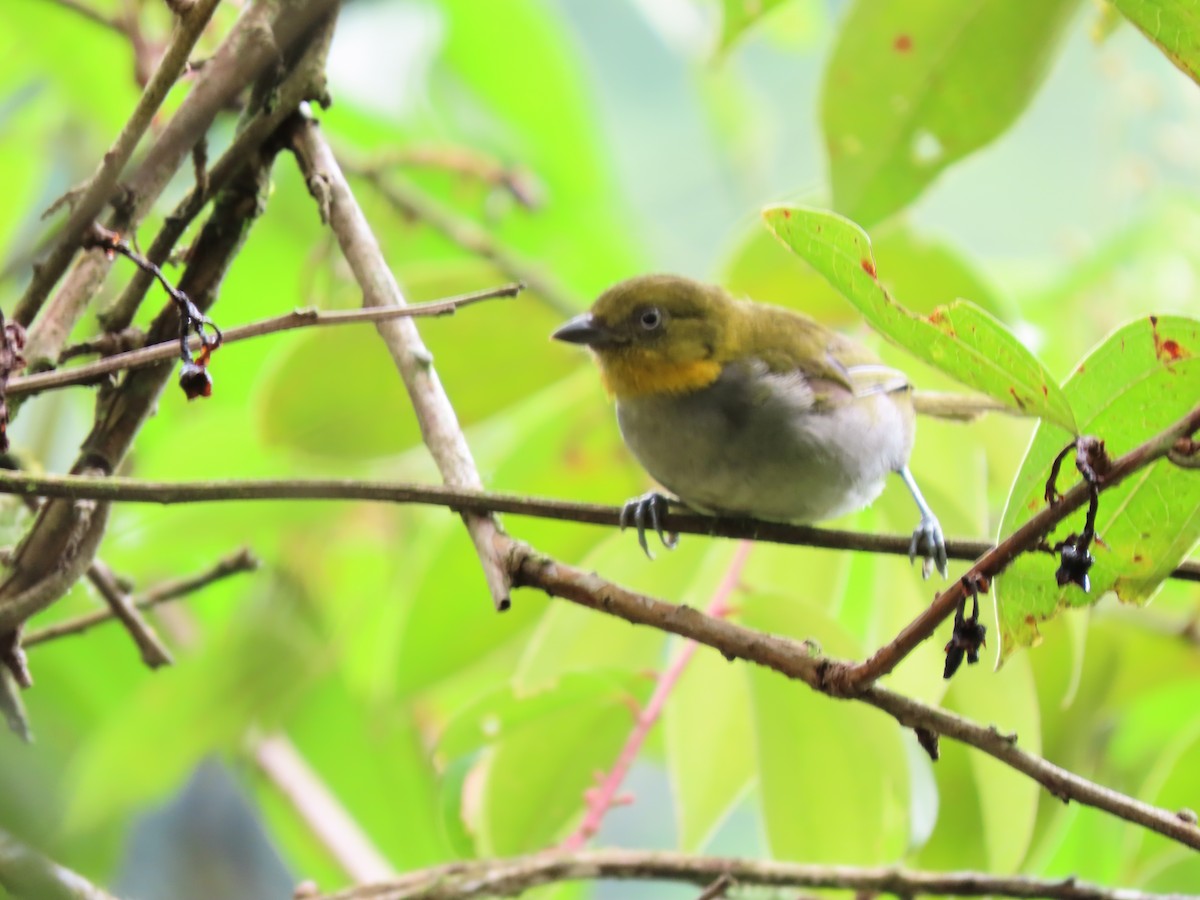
909;514;948;579
619;491;679;559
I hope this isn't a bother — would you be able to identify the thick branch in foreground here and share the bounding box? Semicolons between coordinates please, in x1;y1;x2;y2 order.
319;848;1194;900
288;111;513;612
0;829;121;900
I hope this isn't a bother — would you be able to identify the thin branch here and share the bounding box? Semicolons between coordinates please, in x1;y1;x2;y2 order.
84;559;174;668
318;847;1196;900
19;0;339;373
0;473;1194;584
843;400;1200;693
499;536;1200;852
288;111;513;613
343;156;580;316
255;733;395;883
354;145;542;210
40;0;129;35
8;283;522;399
0;828;123;900
23;549;258;648
560;541;753;851
0;91;293;637
14;0;223;331
96;0;339;337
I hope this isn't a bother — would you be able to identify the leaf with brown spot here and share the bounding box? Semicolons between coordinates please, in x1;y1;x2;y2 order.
763;205;1077;431
996;315;1200;660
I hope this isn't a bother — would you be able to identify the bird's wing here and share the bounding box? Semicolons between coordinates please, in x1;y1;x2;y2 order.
844;363;911;398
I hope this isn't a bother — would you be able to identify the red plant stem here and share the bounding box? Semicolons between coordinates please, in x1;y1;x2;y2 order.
559;541;753;851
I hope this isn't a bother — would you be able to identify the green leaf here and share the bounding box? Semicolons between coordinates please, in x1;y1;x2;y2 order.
65;577;327;832
762;205;1077;431
995;316;1200;659
665;644;755;851
821;0;1078;226
1112;0;1200;86
950;654;1042;871
471;675;652;856
742;594;908;862
717;0;789;54
438;671;644;759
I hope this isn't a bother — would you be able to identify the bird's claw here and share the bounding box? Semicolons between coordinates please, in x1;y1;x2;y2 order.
619;491;678;559
909;514;948;579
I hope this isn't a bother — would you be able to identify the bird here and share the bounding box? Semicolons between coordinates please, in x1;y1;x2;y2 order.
551;273;948;578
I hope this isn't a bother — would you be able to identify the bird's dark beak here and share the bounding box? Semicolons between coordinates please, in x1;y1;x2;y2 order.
551;313;610;346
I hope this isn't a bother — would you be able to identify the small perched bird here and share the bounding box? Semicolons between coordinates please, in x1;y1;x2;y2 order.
552;274;948;577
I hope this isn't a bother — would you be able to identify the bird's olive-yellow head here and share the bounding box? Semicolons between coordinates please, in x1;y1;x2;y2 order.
551;275;737;397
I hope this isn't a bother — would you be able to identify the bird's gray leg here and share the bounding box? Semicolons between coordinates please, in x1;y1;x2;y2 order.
899;466;948;579
619;491;679;559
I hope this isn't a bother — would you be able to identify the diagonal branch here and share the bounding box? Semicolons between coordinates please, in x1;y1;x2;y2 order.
0;828;123;900
0;462;1194;847
843;399;1200;692
343;155;579;316
23;549;258;648
498;536;1200;852
8;283;521;399
14;0;223;331
316;847;1195;900
288;111;513;612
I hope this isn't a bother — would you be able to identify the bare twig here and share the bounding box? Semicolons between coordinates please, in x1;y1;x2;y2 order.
0;828;123;900
560;542;751;851
255;733;395;883
23;549;257;648
288;111;513;612
97;5;338;337
15;0;223;332
499;537;1200;852
317;847;1197;900
344;157;579;316
83;560;174;668
0;473;1194;585
41;0;129;35
353;145;542;209
8;284;521;399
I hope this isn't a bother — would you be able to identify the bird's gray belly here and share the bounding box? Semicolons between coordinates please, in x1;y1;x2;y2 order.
615;370;912;523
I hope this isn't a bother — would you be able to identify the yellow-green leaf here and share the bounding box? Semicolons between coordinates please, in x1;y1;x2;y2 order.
763;205;1076;431
1112;0;1200;86
995;315;1200;659
821;0;1079;226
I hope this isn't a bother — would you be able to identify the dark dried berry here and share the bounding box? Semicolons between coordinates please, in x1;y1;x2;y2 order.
179;362;212;400
944;618;987;679
1055;539;1094;592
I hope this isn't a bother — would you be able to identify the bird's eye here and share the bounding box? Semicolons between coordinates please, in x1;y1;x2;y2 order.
640;307;662;330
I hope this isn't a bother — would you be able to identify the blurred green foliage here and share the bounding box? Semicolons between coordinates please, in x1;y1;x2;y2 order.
0;0;1198;898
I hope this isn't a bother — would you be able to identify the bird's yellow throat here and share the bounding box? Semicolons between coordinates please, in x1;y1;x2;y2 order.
595;350;722;398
